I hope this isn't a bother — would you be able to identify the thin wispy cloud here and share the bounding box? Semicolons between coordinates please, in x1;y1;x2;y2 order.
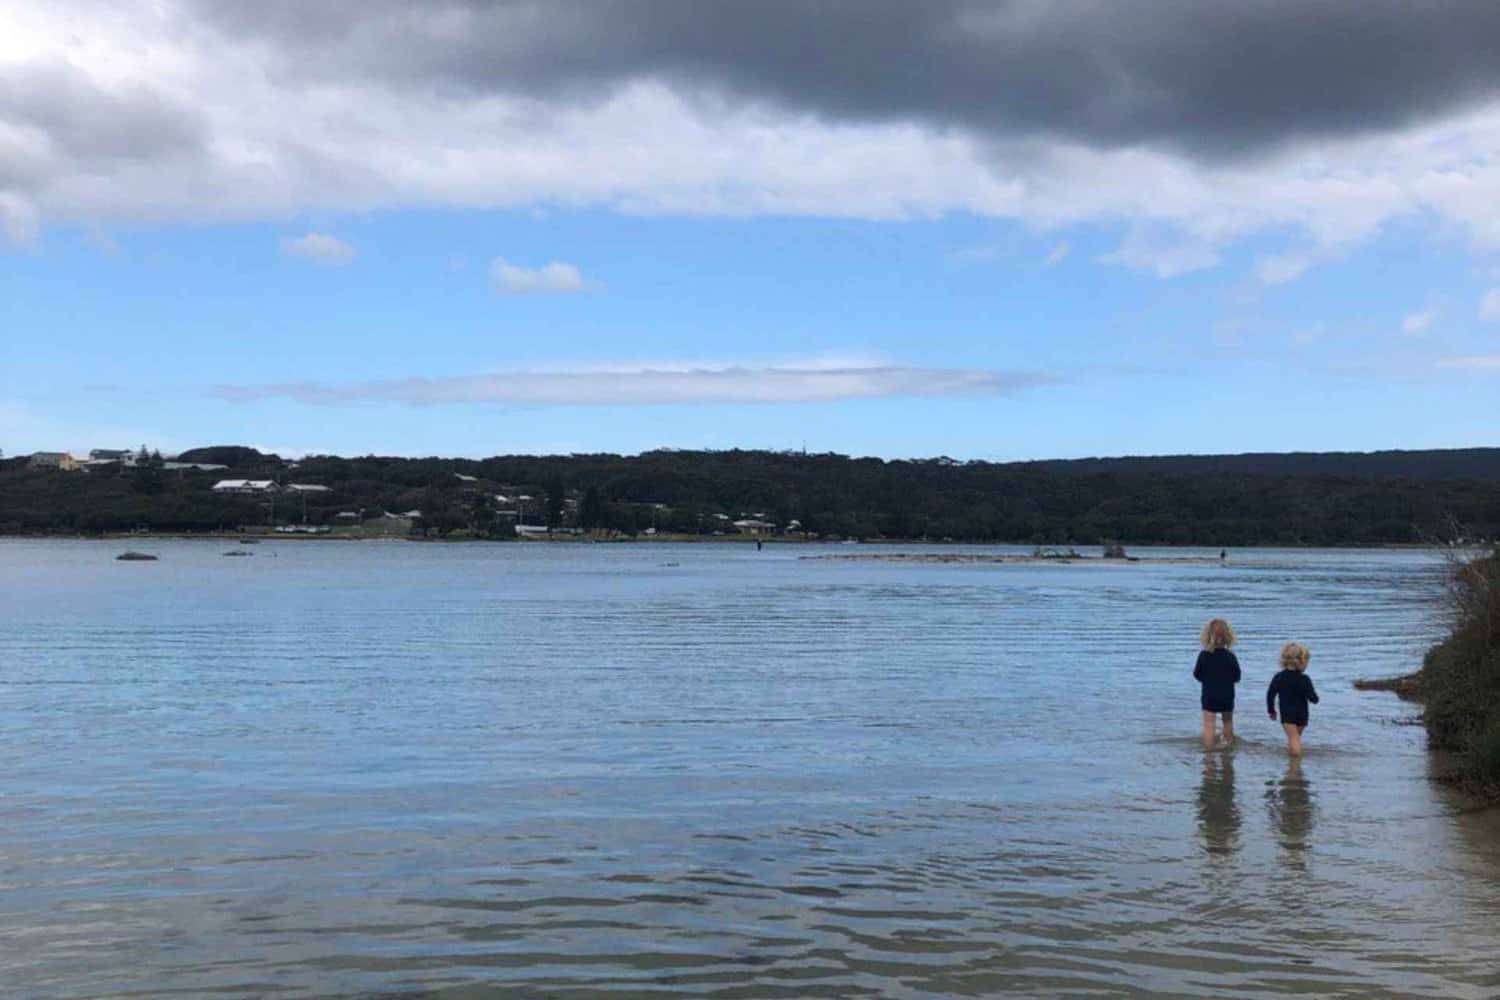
213;362;1055;407
1256;251;1316;286
1102;228;1219;278
1436;355;1500;370
281;232;355;266
1402;306;1439;334
1043;242;1071;267
490;258;590;295
0;193;40;245
1480;288;1500;322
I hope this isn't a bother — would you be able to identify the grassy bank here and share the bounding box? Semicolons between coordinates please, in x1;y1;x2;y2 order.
1416;550;1500;795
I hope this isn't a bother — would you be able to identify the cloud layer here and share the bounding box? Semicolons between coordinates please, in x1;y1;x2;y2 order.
6;2;1500;279
214;362;1054;407
184;1;1500;156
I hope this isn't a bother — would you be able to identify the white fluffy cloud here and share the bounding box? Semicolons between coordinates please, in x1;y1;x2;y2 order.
5;1;1500;284
490;258;588;295
213;361;1054;406
280;232;355;266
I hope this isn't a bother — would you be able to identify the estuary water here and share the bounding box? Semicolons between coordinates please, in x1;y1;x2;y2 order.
1;540;1497;998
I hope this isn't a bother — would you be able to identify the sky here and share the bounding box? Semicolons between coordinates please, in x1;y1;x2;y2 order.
2;1;1499;461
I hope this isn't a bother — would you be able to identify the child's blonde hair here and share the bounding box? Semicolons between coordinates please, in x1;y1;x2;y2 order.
1280;642;1311;672
1200;618;1236;650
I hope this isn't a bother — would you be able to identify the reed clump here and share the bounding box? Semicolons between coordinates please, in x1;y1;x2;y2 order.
1420;549;1500;793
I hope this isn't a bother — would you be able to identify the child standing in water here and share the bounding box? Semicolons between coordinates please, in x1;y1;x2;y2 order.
1267;642;1319;756
1194;619;1241;748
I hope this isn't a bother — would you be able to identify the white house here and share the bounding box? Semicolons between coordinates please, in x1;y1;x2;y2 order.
284;483;332;494
29;452;80;471
212;479;279;495
732;518;777;534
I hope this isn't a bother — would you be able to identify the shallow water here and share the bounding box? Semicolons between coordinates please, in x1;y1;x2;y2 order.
1;540;1496;998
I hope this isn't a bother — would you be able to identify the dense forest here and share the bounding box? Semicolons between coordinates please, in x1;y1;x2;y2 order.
2;446;1498;544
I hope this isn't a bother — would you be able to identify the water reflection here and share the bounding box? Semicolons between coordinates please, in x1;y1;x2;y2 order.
1265;757;1315;872
1197;751;1241;856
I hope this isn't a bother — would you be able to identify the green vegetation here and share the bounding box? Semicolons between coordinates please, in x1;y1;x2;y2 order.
2;446;1498;543
1419;550;1500;795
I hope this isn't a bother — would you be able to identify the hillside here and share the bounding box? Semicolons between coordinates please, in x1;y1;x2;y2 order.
2;446;1497;544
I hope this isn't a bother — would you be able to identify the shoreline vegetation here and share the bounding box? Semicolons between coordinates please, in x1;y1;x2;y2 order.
3;445;1499;546
1359;548;1500;799
0;531;1458;552
804;551;1218;564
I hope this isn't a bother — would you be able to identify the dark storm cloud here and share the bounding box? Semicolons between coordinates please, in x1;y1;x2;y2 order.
186;0;1500;156
0;62;205;166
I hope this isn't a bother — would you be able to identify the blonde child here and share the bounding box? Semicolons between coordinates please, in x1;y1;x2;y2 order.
1267;642;1319;756
1193;619;1241;748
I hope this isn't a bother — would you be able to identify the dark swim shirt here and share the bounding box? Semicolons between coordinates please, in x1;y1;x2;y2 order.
1194;648;1241;711
1267;669;1320;725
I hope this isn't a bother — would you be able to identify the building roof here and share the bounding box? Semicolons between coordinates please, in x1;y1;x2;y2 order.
285;483;332;493
212;479;278;491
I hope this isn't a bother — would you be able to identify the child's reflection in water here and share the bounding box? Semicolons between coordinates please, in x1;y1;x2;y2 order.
1265;757;1315;873
1197;751;1241;857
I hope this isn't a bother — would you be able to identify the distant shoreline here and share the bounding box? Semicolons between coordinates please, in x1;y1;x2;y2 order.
0;532;1446;551
802;552;1224;565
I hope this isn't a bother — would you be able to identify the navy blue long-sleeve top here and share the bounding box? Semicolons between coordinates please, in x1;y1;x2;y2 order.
1193;648;1241;712
1267;670;1319;725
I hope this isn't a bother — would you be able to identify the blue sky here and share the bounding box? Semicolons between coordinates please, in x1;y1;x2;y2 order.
3;2;1498;460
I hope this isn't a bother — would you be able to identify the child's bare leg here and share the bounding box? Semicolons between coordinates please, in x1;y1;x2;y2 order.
1283;722;1302;756
1221;713;1235;744
1202;711;1217;748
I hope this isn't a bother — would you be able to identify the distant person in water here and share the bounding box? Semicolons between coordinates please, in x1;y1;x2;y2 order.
1267;642;1319;756
1194;618;1241;748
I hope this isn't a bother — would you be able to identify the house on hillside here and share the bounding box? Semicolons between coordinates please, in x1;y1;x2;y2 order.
732;518;777;535
284;483;332;494
29;452;80;471
212;479;279;495
88;449;132;463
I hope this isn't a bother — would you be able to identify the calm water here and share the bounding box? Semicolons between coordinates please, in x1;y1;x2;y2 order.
2;540;1497;999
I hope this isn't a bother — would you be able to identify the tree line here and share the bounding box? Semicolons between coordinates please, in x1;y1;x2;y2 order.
2;445;1498;544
